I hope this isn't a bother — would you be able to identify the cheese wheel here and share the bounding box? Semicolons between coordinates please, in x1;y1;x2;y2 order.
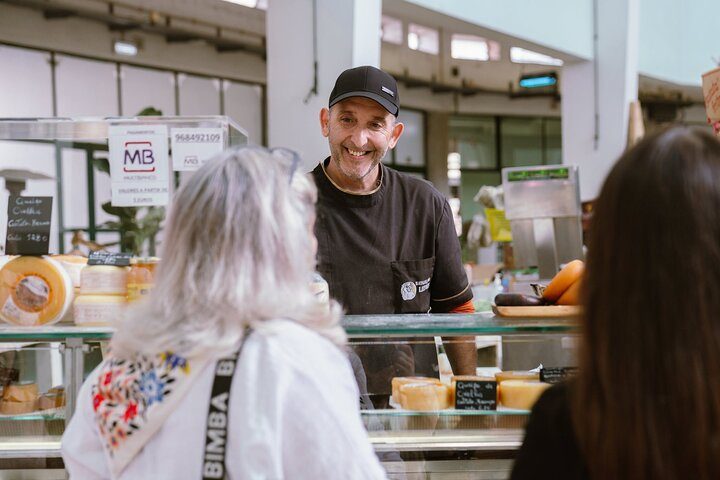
0;256;74;326
498;380;550;410
391;376;442;404
494;371;540;383
557;277;582;305
542;260;584;302
399;382;451;411
80;266;128;295
73;295;126;326
38;392;65;410
3;382;38;403
0;400;37;415
51;255;87;288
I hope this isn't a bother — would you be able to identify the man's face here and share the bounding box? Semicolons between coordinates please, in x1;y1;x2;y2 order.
320;97;404;182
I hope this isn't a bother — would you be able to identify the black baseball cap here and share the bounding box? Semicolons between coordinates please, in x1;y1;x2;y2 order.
328;66;400;116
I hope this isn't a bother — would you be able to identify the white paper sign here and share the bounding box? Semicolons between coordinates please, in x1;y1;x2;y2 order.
170;128;224;171
702;67;720;137
109;125;170;206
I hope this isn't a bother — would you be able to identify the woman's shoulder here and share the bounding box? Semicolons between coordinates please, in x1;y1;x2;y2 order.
248;319;349;370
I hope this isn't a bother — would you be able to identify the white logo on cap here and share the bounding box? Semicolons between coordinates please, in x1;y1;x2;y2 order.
401;282;417;301
381;86;395;97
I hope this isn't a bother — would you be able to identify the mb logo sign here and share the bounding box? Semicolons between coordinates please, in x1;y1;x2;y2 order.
123;141;157;173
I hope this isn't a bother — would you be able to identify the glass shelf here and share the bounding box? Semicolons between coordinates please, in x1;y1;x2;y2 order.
0;314;578;341
0;325;113;341
362;407;529;417
0;116;247;146
343;313;578;337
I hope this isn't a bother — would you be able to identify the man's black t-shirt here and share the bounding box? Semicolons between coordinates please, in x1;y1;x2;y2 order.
312;159;472;315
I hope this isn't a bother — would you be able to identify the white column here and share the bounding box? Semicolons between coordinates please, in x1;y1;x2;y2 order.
266;0;382;172
561;0;639;201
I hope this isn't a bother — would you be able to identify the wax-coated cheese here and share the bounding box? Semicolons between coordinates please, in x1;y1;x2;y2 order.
392;376;442;404
494;371;540;384
51;255;87;289
80;265;128;295
0;256;74;326
399;382;451;411
498;380;550;410
73;294;126;326
3;382;38;403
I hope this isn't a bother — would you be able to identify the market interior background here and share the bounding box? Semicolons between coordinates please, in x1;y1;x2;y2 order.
0;0;714;256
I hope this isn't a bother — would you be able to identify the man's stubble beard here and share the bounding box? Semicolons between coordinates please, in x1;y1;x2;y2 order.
330;145;386;182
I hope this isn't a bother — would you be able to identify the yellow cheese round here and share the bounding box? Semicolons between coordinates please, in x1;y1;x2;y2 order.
495;371;540;384
0;400;36;415
3;382;38;403
51;255;87;288
399;382;450;411
0;256;74;326
498;380;551;410
80;265;128;295
391;376;442;404
73;294;126;326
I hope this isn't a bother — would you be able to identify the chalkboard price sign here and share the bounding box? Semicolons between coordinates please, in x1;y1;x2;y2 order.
454;380;497;411
5;196;53;255
540;366;578;384
88;251;133;267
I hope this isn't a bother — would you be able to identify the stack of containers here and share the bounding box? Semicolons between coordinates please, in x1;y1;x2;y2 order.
74;263;129;326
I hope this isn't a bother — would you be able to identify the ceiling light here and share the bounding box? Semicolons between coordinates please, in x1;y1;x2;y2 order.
519;72;557;89
114;40;138;56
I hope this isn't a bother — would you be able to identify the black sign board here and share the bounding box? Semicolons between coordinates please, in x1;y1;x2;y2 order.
87;251;133;267
454;380;497;410
540;366;578;384
5;196;52;255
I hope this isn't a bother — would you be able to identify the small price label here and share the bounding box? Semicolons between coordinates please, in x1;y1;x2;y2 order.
171;128;224;171
455;380;497;411
5;196;53;255
87;251;133;267
540;366;578;384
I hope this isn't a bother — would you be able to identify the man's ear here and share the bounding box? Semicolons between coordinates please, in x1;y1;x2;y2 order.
388;121;404;149
319;108;330;138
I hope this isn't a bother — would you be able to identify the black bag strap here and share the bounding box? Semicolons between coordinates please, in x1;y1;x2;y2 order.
202;330;251;480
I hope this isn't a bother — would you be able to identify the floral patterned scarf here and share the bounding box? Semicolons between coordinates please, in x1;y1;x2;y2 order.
91;351;213;478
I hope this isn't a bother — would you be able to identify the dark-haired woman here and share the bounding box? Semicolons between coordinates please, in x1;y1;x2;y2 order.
511;127;720;480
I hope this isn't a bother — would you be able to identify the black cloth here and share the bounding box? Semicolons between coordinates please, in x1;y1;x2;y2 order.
511;382;589;480
312;159;473;402
312;159;472;315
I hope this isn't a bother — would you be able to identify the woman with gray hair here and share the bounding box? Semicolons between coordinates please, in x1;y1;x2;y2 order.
61;147;387;479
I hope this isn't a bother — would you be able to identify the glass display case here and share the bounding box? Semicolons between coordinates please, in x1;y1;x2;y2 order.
0;315;578;478
0;117;579;478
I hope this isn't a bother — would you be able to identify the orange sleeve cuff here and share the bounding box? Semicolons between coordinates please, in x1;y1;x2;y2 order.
449;299;475;313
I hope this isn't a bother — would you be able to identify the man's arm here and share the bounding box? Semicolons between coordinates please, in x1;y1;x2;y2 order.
442;300;477;376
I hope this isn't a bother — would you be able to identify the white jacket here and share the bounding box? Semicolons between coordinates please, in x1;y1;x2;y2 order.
61;319;387;480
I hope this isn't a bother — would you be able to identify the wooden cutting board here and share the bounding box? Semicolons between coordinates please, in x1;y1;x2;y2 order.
492;305;581;318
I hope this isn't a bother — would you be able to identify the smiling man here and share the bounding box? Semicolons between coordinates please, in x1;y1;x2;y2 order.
312;66;476;408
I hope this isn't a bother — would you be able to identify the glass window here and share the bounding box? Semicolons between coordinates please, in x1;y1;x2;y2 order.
394;110;425;167
121;65;175;116
500;117;543;167
460;171;502;224
451;34;500;61
0;46;53;117
56;55;118;116
381;15;403;45
178;74;221;115
545;118;562;164
224;81;263;145
408;23;439;55
449;116;497;169
510;47;563;66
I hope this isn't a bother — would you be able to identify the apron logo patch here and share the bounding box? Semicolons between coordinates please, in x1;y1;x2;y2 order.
401;277;431;301
401;282;417;301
